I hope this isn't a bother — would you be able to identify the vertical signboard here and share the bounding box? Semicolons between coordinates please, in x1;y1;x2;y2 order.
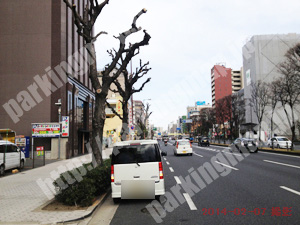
61;116;69;137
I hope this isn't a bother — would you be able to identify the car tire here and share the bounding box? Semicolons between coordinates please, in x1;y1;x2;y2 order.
198;143;200;146
254;148;258;153
277;144;280;149
113;198;121;204
19;160;24;170
208;144;210;146
190;153;193;156
0;165;5;176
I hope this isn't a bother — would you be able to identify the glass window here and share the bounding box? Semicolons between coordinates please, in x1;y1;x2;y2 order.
178;141;190;145
278;138;288;141
112;144;160;164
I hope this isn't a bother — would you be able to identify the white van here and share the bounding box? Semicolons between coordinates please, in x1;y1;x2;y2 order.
173;139;193;156
0;140;26;176
111;140;166;203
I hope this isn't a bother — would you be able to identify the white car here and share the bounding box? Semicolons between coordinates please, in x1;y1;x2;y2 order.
267;137;292;149
0;140;26;176
173;139;193;156
111;140;166;203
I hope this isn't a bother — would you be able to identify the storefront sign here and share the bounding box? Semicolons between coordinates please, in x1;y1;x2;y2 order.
61;116;69;137
32;123;60;137
36;146;44;156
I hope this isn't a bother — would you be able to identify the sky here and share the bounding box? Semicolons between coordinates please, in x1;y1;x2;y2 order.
94;0;300;130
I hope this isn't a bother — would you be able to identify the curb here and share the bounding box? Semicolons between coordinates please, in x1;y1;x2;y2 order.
57;189;112;224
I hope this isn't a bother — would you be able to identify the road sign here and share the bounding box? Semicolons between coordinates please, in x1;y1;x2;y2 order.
153;127;157;131
182;119;192;123
158;132;161;135
176;128;181;130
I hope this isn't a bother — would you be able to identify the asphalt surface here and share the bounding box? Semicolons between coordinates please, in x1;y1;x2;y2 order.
107;140;300;225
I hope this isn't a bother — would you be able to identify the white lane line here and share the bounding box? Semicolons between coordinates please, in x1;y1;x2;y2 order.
166;161;170;165
214;161;239;170
263;160;300;169
169;167;174;172
280;186;300;196
174;176;181;184
193;152;203;157
163;157;166;161
183;193;197;210
260;151;300;159
223;151;243;157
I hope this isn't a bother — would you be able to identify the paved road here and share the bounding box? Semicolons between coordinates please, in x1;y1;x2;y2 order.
93;141;300;225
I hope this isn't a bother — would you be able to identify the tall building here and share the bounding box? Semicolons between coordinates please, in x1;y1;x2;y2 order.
0;1;94;159
242;33;300;139
231;68;244;93
211;65;232;107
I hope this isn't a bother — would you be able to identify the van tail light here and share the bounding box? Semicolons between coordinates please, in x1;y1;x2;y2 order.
176;142;179;148
159;162;164;179
111;165;114;182
190;141;192;148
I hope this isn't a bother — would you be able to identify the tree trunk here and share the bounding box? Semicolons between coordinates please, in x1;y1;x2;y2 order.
92;94;106;165
121;100;129;141
87;43;104;165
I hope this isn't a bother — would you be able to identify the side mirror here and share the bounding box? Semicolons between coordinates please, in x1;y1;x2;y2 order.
161;151;167;156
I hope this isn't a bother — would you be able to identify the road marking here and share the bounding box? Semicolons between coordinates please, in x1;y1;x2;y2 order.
223;151;243;157
193;152;203;157
214;161;239;170
166;161;170;165
174;176;181;184
263;160;300;169
260;151;300;159
163;157;166;161
183;193;197;210
169;167;174;172
280;186;300;196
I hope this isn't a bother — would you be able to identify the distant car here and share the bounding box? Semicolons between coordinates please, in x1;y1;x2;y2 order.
198;137;210;146
111;140;166;203
173;139;193;156
267;137;292;149
230;138;258;153
0;140;26;176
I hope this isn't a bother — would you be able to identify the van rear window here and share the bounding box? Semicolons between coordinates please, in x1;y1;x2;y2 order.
112;144;161;165
178;141;190;145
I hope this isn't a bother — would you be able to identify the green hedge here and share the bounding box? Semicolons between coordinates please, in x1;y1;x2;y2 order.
54;159;111;207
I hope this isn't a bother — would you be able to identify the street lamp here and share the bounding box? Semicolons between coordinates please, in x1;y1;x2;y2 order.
55;99;62;159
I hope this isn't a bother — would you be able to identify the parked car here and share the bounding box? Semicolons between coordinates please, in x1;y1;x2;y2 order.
173;139;193;156
198;137;210;146
0;140;26;176
111;140;166;203
267;137;292;149
230;138;258;153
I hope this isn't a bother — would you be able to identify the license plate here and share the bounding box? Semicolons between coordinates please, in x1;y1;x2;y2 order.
248;143;252;146
183;151;186;153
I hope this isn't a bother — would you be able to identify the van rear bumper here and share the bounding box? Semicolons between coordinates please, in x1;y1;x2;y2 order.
111;179;165;198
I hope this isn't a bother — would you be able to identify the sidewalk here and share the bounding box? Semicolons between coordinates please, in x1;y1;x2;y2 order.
0;147;113;225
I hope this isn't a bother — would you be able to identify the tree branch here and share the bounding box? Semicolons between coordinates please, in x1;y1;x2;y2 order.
133;77;151;93
105;100;123;120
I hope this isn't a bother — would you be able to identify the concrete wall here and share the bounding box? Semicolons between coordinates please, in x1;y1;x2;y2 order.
242;33;300;138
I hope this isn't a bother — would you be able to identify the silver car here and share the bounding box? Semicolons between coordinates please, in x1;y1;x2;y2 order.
230;138;258;153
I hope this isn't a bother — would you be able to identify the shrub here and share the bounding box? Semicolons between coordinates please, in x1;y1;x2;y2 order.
54;158;111;207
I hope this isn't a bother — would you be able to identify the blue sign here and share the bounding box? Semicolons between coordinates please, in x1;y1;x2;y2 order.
158;132;161;135
196;101;206;105
176;128;181;131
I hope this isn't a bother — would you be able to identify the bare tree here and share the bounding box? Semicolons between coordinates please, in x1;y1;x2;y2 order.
215;97;231;143
231;93;244;139
250;80;269;142
277;43;300;149
64;0;150;164
268;80;280;138
106;60;151;141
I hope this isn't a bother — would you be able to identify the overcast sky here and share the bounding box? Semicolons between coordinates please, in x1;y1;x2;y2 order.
94;0;300;130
